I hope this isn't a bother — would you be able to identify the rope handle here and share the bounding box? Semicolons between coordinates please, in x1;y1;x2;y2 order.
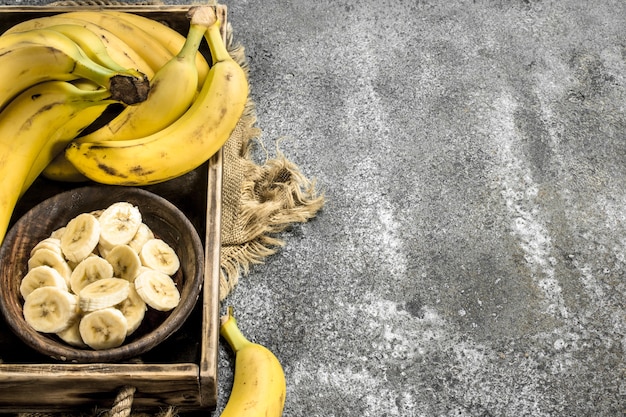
109;386;136;417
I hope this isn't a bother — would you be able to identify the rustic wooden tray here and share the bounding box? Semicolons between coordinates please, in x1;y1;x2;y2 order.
0;5;225;413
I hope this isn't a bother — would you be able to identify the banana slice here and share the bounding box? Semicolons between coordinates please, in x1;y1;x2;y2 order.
79;307;128;350
134;269;180;311
28;247;73;284
79;277;130;312
116;283;147;336
70;255;114;294
20;265;68;299
98;202;143;248
105;244;142;281
50;226;66;240
140;238;180;276
57;319;87;348
23;286;78;333
60;212;101;263
30;237;63;258
128;222;154;253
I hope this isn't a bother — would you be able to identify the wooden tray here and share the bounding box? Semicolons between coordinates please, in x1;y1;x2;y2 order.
0;5;225;413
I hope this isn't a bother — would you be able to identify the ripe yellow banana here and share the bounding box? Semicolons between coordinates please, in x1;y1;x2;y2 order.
219;306;286;417
65;11;249;186
22;104;108;192
100;10;210;88
76;5;216;143
56;11;175;74
4;16;155;79
0;81;119;245
0;28;149;111
43;24;147;80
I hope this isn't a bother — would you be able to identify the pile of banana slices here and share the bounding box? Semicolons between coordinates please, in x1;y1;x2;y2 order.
20;201;181;350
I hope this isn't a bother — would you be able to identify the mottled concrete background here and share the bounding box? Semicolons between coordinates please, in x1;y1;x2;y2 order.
6;0;626;415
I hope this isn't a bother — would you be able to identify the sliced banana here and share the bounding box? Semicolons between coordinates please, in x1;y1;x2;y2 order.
50;226;66;240
56;319;87;348
128;222;154;253
28;247;73;284
98;202;142;248
79;307;128;350
140;238;180;276
23;286;78;333
117;283;147;336
20;265;68;299
30;237;63;258
79;277;130;312
60;213;101;263
70;255;114;294
105;244;142;281
134;269;181;312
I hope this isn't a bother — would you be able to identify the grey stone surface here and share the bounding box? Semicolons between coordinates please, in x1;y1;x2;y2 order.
5;0;626;415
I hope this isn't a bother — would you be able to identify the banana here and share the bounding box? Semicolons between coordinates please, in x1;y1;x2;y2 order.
20;265;69;299
0;81;121;246
139;238;180;276
100;9;210;87
55;11;175;74
105;244;142;281
28;248;73;284
23;286;79;334
134;269;180;312
75;5;215;143
98;202;143;249
128;223;155;253
60;212;102;263
69;255;114;294
79;307;128;350
79;277;130;312
65;10;249;186
56;319;87;348
42;24;147;81
0;28;149;111
116;283;147;336
4;16;155;79
30;237;63;258
39;148;91;184
219;306;287;417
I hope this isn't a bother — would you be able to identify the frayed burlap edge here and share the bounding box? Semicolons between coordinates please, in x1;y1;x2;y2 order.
218;23;325;301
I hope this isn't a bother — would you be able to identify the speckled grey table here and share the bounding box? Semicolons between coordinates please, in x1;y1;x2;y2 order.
4;0;626;416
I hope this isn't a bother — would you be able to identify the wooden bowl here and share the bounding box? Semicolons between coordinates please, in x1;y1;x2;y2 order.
0;186;204;363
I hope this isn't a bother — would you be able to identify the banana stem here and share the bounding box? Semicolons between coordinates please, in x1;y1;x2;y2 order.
73;55;149;105
204;18;229;64
220;306;252;353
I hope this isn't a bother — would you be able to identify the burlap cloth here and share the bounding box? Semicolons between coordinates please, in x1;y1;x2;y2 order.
16;2;325;416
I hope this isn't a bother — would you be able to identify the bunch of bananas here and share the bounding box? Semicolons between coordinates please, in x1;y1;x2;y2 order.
0;5;248;245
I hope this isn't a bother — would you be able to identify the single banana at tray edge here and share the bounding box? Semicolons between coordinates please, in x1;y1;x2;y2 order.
65;14;249;186
0;81;119;246
3;16;156;79
219;306;286;417
74;5;216;143
0;28;149;111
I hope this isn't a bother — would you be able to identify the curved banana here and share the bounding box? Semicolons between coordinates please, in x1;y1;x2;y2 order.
65;11;248;186
219;306;286;417
43;24;147;80
0;81;119;245
0;28;149;110
75;5;216;143
55;11;175;74
4;16;155;79
100;10;210;88
23;104;106;190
